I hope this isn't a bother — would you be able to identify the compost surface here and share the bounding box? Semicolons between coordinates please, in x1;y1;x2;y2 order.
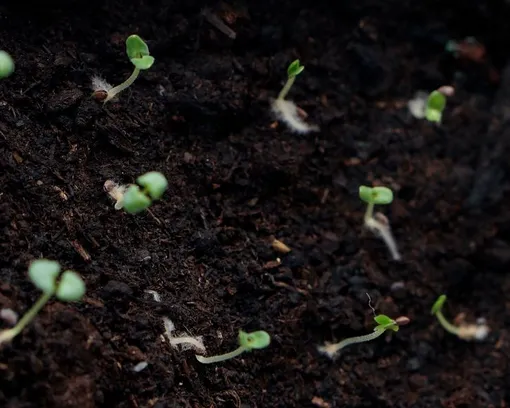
1;0;509;407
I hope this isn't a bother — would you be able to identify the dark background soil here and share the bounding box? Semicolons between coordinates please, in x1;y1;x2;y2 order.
1;0;510;407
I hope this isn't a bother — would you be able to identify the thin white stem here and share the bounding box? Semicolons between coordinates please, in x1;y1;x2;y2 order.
364;216;401;261
435;311;460;337
105;67;140;102
0;291;53;345
277;76;295;100
318;328;386;358
195;346;246;364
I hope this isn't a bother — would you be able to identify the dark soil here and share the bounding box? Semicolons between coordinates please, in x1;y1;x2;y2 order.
1;0;510;407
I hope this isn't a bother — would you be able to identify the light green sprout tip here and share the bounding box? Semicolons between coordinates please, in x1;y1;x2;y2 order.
122;171;168;214
196;330;271;364
277;59;305;101
287;59;304;78
431;294;489;341
92;34;155;102
0;259;86;345
359;186;394;205
318;314;409;359
126;35;155;70
0;51;15;79
137;171;168;200
425;90;446;123
359;185;400;260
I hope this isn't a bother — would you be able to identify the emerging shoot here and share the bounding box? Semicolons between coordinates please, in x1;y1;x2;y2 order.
431;295;489;341
271;59;319;133
359;185;401;260
408;86;454;123
196;330;270;364
0;259;86;345
104;172;168;214
92;34;155;102
122;171;168;214
318;314;409;359
0;51;14;79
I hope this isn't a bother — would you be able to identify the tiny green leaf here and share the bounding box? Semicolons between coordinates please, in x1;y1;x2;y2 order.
359;185;394;205
28;259;61;294
425;91;446;123
0;51;14;79
238;330;271;350
374;314;394;327
431;294;447;315
137;171;168;200
287;59;304;78
126;35;154;70
122;185;152;214
56;270;86;302
374;314;399;332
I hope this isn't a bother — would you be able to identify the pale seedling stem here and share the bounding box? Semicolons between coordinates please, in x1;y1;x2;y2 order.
196;330;270;364
435;310;461;336
277;75;296;101
104;67;140;102
318;314;410;358
0;292;52;343
196;345;246;364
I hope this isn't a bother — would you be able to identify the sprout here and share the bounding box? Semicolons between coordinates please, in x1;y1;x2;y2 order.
122;171;168;214
271;59;319;133
431;295;489;341
0;51;14;79
196;330;270;364
92;34;155;102
0;259;86;345
318;314;410;359
359;185;401;260
408;86;454;123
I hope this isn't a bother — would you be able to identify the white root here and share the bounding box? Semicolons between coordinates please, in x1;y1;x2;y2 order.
271;99;319;133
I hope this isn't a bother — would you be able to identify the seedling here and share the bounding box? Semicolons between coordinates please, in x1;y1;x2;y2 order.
0;51;14;79
318;314;410;358
104;172;168;214
0;259;86;345
92;34;155;102
431;295;489;341
359;185;401;260
196;330;270;364
271;59;319;133
408;86;454;123
122;171;168;214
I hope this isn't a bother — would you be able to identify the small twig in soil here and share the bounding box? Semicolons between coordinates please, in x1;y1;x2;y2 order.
201;8;237;39
359;185;401;261
431;295;489;341
0;259;86;345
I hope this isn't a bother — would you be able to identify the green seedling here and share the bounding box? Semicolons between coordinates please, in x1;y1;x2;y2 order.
196;330;270;364
431;295;489;341
277;59;304;101
92;34;155;102
318;314;410;358
425;90;446;123
0;51;14;79
359;185;401;260
0;259;86;345
121;171;168;214
271;59;319;133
